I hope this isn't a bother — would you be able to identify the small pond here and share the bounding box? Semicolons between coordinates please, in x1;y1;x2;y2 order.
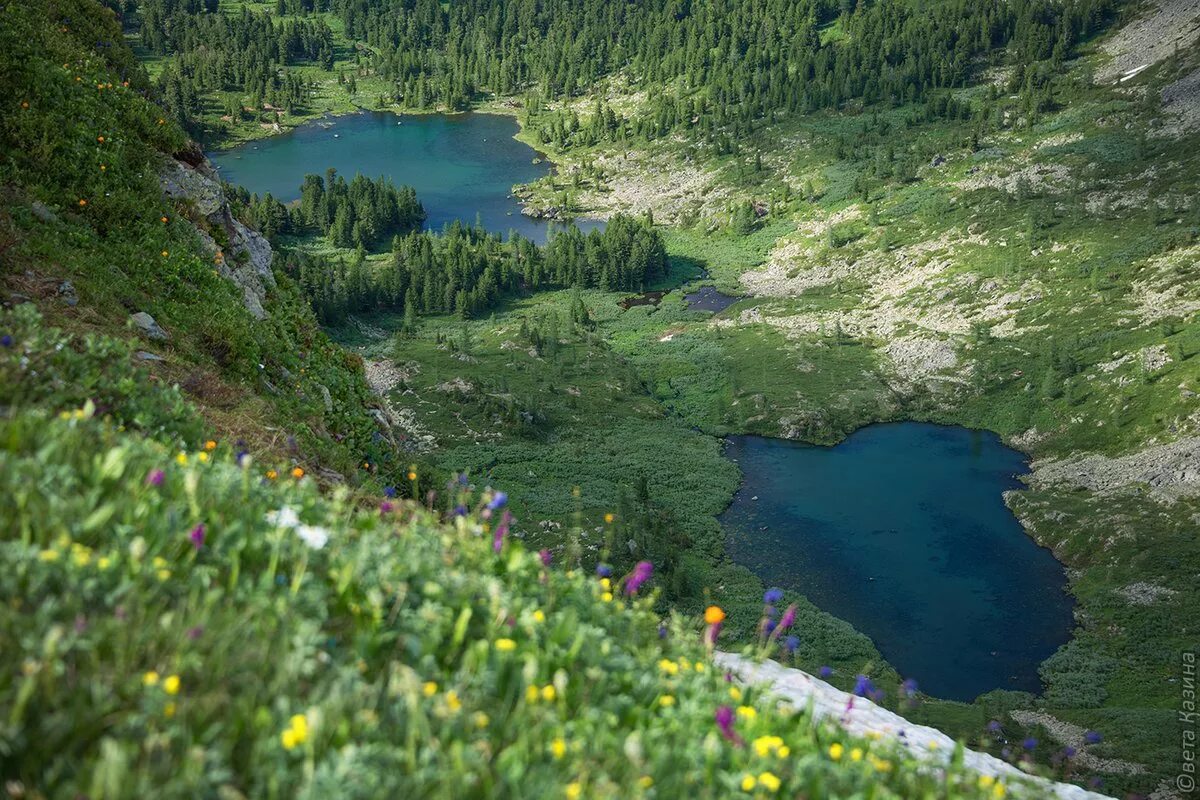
721;423;1074;701
685;285;741;312
209;111;603;244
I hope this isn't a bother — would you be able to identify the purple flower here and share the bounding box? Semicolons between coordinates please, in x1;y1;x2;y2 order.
657;624;668;639
453;504;467;517
187;625;204;640
380;501;394;514
783;635;799;653
1023;737;1038;751
457;473;469;486
763;587;783;605
235;449;249;464
624;561;653;595
715;705;736;741
987;720;1003;734
539;548;552;566
487;491;508;511
818;666;833;678
1;334;12;347
852;675;876;698
145;469;164;487
777;604;796;632
900;678;919;697
492;510;512;553
595;563;613;578
189;523;206;550
1084;730;1103;745
1063;746;1077;759
763;619;777;634
383;486;397;498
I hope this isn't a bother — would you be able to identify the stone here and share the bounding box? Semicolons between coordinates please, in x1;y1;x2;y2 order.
319;384;333;413
56;281;78;307
130;312;168;341
135;351;165;362
31;201;58;224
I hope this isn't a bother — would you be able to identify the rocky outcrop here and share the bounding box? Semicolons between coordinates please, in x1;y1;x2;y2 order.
716;653;1113;800
158;155;275;320
1027;437;1200;501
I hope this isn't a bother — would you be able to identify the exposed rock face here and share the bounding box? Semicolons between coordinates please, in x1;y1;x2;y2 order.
130;311;168;341
716;653;1113;800
1028;437;1200;501
158;155;276;320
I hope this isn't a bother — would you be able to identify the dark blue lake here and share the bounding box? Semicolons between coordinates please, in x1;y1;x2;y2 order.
209;111;602;244
721;423;1074;701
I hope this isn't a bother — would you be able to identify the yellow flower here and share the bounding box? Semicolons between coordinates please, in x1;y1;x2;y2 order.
565;783;582;800
157;568;171;581
161;250;169;258
495;638;516;652
97;556;112;570
175;452;188;465
526;685;540;703
658;659;679;676
532;610;546;623
281;728;299;750
740;775;757;791
729;686;742;701
143;671;160;686
704;606;726;625
777;746;789;758
445;690;461;712
265;469;278;480
163;674;181;695
637;776;653;789
599;577;611;590
695;661;706;673
541;685;556;702
197;452;209;463
407;470;417;481
850;747;863;762
422;681;438;697
752;735;784;756
604;513;614;524
601;592;613;602
164;702;176;718
828;743;844;761
289;714;309;743
38;549;60;562
658;695;675;707
473;711;490;729
551;738;567;759
736;705;757;720
992;783;1007;799
870;756;892;773
977;776;995;789
757;772;781;792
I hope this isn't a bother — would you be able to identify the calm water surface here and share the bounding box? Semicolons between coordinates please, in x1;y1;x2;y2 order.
210;111;602;243
721;423;1074;701
685;285;741;312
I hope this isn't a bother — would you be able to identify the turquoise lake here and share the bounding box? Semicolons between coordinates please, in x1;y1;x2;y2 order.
721;423;1074;701
209;111;602;243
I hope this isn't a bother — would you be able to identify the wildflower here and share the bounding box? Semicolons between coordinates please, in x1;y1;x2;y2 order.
740;775;756;791
161;216;170;224
900;678;919;697
728;686;742;701
175;452;188;466
265;469;278;480
1022;737;1037;751
445;690;461;712
197;452;209;463
783;635;799;653
715;705;737;742
145;469;164;486
736;706;757;720
493;510;511;553
986;719;1003;734
157;568;171;581
565;783;582;800
487;491;508;510
163;674;181;695
637;776;653;789
407;469;417;480
292;467;305;479
473;711;490;728
658;659;679;676
541;685;556;702
819;665;833;678
871;756;893;773
533;610;546;622
296;525;330;550
1084;730;1103;744
380;501;394;513
189;523;205;550
494;638;516;652
658;695;675;707
38;549;60;562
267;507;300;527
203;439;216;451
752;735;784;756
422;681;438;697
143;671;160;686
539;549;552;566
526;685;540;703
757;772;781;792
161;250;169;258
624;561;653;595
993;783;1007;798
776;604;796;632
705;606;726;625
0;334;11;347
604;512;614;524
595;563;612;578
601;591;613;602
850;747;863;761
97;556;111;570
383;486;397;498
852;675;877;698
763;588;783;605
164;702;177;718
551;738;566;759
828;742;844;761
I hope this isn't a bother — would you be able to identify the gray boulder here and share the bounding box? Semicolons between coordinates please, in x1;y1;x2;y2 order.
131;312;169;341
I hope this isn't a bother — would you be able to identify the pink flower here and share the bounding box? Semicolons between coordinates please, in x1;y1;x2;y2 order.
623;561;653;595
145;469;164;487
189;523;206;550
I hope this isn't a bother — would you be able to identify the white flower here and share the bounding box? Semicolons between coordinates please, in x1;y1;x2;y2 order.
267;507;301;528
296;524;330;550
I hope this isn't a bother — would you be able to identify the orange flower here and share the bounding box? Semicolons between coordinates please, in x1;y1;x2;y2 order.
78;199;87;207
291;467;305;479
704;606;726;625
20;101;29;109
161;216;169;224
266;469;278;480
97;136;105;143
203;440;217;451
